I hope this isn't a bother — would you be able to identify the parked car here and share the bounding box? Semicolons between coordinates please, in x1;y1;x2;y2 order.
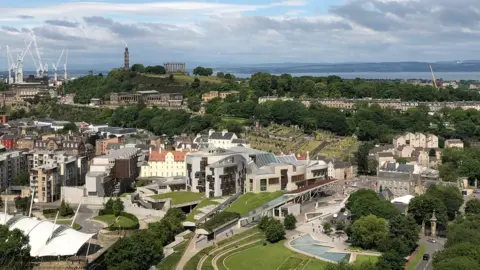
333;213;338;218
427;238;436;243
423;254;430;261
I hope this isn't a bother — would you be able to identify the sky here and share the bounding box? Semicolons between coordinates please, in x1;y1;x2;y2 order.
1;0;480;69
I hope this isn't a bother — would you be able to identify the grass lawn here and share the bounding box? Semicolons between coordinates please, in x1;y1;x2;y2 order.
174;74;224;84
150;191;204;205
354;255;379;266
93;215;137;227
221;117;248;124
222;240;331;270
227;191;284;215
54;220;81;230
186;199;220;222
406;245;426;270
157;234;193;270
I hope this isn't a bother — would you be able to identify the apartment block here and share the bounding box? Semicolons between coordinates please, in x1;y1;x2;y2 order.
0;148;28;189
95;137;124;156
193;129;249;149
201;91;239;102
140;149;190;177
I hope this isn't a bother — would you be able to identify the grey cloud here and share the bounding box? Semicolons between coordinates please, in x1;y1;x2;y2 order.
1;26;19;32
45;19;79;28
17;15;34;19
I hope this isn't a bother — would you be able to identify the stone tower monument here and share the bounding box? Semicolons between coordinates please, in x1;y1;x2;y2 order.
430;210;437;237
124;46;130;70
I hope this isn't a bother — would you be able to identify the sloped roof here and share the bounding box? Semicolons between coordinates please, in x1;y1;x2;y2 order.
0;214;94;257
150;150;190;162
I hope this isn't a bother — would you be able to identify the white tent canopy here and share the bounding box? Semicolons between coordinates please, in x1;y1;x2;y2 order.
0;213;95;257
391;195;414;205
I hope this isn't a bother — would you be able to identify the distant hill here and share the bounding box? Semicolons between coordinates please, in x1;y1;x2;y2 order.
215;61;480;74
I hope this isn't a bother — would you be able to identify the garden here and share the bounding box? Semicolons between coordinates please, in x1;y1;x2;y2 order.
227;191;284;215
93;198;139;231
150;191;204;205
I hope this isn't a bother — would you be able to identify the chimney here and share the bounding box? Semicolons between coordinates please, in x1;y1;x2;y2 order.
196;133;201;138
209;129;215;136
222;129;228;136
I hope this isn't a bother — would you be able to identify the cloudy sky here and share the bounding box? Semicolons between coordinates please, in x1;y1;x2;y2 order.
1;0;480;69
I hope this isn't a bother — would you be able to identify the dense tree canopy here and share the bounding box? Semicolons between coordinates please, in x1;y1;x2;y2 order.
349;215;389;250
465;199;480;215
346;189;400;220
193;66;213;76
407;194;448;226
425;185;463;220
0;225;31;269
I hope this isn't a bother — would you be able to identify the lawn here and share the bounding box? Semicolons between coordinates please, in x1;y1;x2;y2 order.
186;199;220;222
150;191;204;205
406;245;426;270
222;240;330;270
221;117;248;124
157;233;192;270
54;219;81;230
173;74;224;84
354;254;379;266
93;215;137;227
227;191;284;215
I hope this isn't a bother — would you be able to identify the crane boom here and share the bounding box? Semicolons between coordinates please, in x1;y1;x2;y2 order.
32;34;44;75
429;65;438;89
25;40;39;76
19;41;32;61
55;49;65;69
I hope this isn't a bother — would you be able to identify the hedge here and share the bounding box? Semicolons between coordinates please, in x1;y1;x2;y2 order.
43;209;57;215
204;211;240;232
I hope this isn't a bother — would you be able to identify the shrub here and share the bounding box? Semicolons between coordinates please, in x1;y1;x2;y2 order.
106;212;140;231
204;211;240;232
284;214;297;230
265;219;285;243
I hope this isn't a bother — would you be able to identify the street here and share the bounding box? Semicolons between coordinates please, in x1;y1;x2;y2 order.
415;237;445;270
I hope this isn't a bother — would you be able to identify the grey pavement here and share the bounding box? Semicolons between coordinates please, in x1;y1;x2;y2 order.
415;236;445;270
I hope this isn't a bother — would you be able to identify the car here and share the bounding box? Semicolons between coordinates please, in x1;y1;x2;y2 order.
333;214;338;218
343;211;348;216
423;254;430;261
340;207;346;212
427;238;436;243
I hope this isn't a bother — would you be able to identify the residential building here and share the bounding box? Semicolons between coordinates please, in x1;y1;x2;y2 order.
30;162;60;203
445;139;464;148
193;129;249;149
202;91;239;102
1;134;17;149
16;137;36;150
0;148;28;189
86;148;140;197
30;150;87;187
393;132;438;149
326;160;354;180
98;127;137;137
96;136;125;156
140;149;191;177
246;154;329;193
34;137;87;157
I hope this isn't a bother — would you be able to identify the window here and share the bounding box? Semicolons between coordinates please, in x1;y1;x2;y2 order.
260;179;267;191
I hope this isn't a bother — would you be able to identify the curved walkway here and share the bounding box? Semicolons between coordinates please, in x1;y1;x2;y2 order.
212;239;263;270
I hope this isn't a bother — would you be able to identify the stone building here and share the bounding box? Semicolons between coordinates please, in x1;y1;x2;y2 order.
164;62;186;73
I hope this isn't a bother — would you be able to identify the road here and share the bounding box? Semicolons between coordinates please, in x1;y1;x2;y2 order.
415;237;445;270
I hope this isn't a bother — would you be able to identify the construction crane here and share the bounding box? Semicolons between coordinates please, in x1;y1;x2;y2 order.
64;49;68;81
15;41;33;83
31;33;45;76
25;40;40;77
52;48;65;82
5;45;15;84
429;65;438;89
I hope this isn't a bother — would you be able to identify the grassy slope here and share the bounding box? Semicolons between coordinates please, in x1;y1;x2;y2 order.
93;215;136;227
150;191;204;205
186;199;220;222
406;245;427;270
157;234;193;270
227;191;284;215
223;240;330;270
174;74;225;84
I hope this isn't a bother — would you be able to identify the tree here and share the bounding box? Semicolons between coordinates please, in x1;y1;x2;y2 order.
14;196;31;215
216;72;225;78
323;222;333;234
112;198;125;217
59;199;74;217
425;185;463;220
191;78;200;89
0;225;31;269
193;66;213;76
284;214;297;230
435;257;480;270
349;215;388;250
131;64;146;73
62;122;78;133
465;199;480;215
265;219;285;243
13;171;29;186
259;216;272;230
105;198;114;211
105;231;164;270
375;250;406;270
387;215;419;253
407;194;448;225
433;243;480;267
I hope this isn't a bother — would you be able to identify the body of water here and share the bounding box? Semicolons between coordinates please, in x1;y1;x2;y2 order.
233;72;480;81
